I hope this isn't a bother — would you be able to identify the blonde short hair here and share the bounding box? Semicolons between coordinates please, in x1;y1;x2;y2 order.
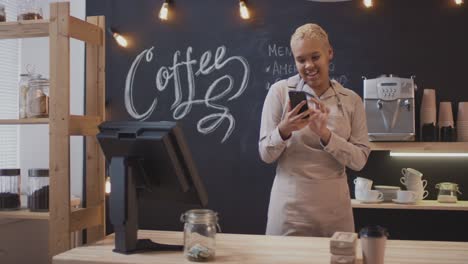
290;23;330;48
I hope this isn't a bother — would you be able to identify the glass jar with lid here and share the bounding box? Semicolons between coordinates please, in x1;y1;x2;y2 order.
436;182;462;203
180;209;220;262
0;3;6;22
17;0;43;21
0;169;21;210
26;76;49;118
28;169;49;212
19;73;31;119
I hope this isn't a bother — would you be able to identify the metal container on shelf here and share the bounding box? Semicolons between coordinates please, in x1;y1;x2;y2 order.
28;168;49;212
26;76;49;118
0;169;21;210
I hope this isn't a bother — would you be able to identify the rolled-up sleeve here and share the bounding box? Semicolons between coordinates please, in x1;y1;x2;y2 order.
322;95;370;171
259;81;288;164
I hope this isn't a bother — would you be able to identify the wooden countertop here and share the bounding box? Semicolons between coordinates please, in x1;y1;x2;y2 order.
53;230;468;264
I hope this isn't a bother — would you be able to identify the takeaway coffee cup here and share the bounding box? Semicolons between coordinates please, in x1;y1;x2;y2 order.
359;225;388;264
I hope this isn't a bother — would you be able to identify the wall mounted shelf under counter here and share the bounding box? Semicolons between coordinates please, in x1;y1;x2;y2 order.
369;142;468;152
352;199;468;211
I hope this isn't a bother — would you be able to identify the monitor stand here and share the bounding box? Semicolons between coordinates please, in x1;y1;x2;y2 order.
109;156;184;254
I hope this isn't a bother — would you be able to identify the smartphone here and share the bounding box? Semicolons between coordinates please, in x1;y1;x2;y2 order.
288;91;309;116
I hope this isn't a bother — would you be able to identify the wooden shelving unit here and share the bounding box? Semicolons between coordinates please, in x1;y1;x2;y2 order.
370;142;468;152
0;2;106;262
0;118;49;124
0;209;49;220
352;199;468;211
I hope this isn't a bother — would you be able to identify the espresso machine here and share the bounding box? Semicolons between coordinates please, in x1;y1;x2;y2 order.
364;75;416;141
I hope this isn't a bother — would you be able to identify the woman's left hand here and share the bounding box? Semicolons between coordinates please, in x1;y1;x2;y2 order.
308;98;332;144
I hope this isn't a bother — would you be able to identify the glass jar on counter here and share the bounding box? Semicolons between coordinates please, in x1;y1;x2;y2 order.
19;73;31;119
0;169;21;210
26;76;49;118
17;0;43;21
180;209;220;262
0;4;6;22
28;169;49;212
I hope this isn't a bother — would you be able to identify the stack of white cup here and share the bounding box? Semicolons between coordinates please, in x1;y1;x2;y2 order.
420;89;437;129
457;102;468;142
400;168;428;201
354;177;383;203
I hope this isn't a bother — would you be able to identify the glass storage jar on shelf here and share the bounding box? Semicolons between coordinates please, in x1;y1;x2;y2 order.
28;169;49;212
19;73;31;119
180;209;220;262
0;169;21;210
436;182;462;203
17;0;43;21
26;76;49;118
0;3;6;22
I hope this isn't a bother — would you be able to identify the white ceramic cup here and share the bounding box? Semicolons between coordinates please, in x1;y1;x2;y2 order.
400;178;427;189
354;177;373;198
401;168;423;178
396;190;418;203
360;190;384;202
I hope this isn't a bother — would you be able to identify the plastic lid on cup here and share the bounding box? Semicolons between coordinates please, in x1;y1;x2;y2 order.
359;225;389;238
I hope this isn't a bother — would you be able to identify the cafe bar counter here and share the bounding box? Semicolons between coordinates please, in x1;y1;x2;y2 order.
52;230;468;264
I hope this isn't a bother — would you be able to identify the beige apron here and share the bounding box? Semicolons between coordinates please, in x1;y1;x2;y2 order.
266;175;354;237
261;75;369;237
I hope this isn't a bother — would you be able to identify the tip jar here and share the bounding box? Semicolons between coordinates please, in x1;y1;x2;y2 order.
181;209;220;262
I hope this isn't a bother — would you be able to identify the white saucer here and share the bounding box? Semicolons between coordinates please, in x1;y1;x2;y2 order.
392;199;417;204
358;199;383;204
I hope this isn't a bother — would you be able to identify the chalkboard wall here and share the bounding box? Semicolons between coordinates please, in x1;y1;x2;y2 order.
87;0;468;241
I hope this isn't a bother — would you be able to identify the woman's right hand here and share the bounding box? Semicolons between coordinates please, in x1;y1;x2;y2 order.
278;100;310;140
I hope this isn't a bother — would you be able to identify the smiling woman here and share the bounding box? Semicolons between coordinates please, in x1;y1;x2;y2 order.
259;23;370;237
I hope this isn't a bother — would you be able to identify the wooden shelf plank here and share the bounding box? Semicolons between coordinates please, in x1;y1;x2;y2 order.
370;142;468;152
0;20;49;39
69;16;103;45
70;205;103;232
0;209;49;220
0;118;49;124
352;199;468;211
69;115;101;136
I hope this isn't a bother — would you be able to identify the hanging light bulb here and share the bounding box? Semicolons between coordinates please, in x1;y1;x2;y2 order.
108;28;128;48
454;0;463;5
113;32;128;47
363;0;373;8
159;0;169;21
105;177;111;194
239;0;250;20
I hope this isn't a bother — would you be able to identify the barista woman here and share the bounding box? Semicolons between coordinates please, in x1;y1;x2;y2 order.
258;23;370;237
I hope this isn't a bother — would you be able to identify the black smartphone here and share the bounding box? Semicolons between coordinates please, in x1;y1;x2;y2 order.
288;91;309;116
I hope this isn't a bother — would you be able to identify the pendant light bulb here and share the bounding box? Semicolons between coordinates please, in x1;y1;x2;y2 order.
363;0;373;8
105;177;111;194
113;32;128;48
454;0;463;5
239;0;250;20
159;1;169;21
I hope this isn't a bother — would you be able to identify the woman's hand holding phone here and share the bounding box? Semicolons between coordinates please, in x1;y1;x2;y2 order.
278;100;311;140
